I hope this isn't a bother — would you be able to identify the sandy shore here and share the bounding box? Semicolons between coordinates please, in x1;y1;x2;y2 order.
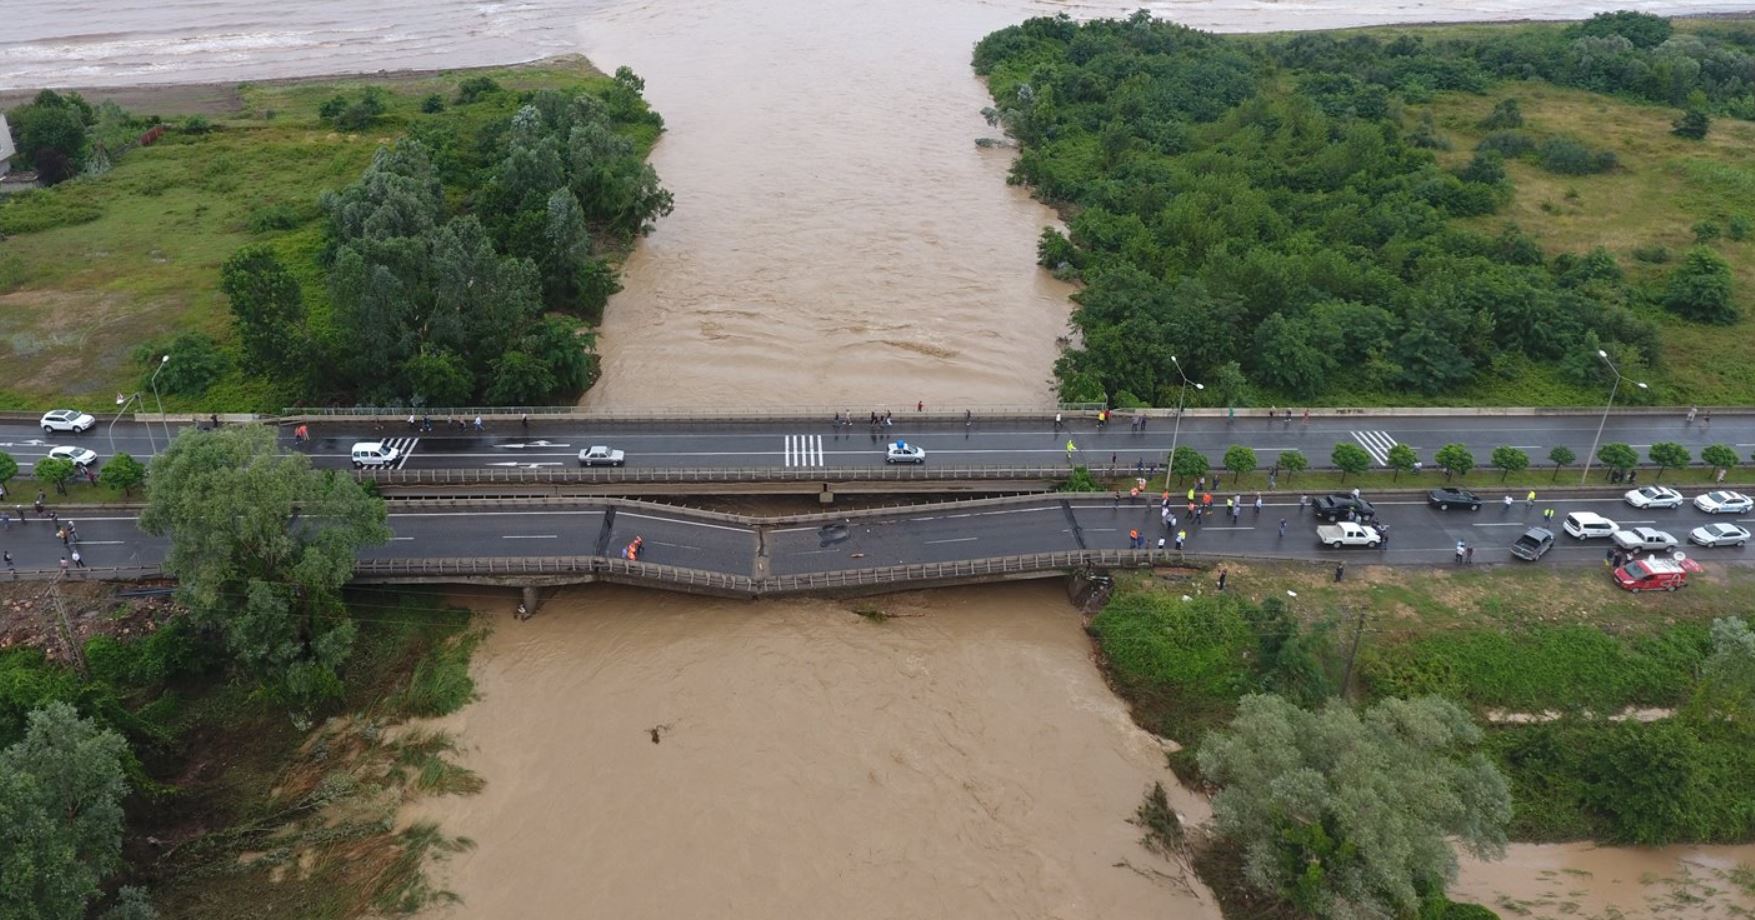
0;53;599;116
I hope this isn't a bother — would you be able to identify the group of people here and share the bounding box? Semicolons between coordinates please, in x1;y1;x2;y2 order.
0;492;87;577
406;415;487;433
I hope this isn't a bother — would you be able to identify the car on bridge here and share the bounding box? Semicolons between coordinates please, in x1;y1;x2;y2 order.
47;445;98;468
40;409;94;434
1612;555;1702;592
1624;485;1684;509
1509;527;1555;561
1612;527;1679;553
885;441;926;464
1689;522;1751;548
1694;490;1753;514
1562;511;1617;540
578;446;627;467
350;441;402;469
1427;487;1482;511
1315;521;1381;548
1313;494;1376;522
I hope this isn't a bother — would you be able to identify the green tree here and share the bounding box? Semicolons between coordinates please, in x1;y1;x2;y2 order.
401;350;475;408
220;245;308;379
1596;442;1639;479
1490;446;1529;481
100;453;145;498
0;702;130;919
1386;443;1419;482
1672;108;1710;140
1223;445;1257;482
1435;443;1475;480
1692;617;1755;723
1663;247;1738;324
484;351;556;405
1331;443;1371;482
0;451;17;490
1583;719;1706;845
35;457;76;496
9;90;89;176
1547;445;1575;482
138;427;389;706
1171;446;1209;482
1647;442;1691;481
1278;449;1308;483
1702;443;1739;475
1197;695;1510;919
135;332;230;397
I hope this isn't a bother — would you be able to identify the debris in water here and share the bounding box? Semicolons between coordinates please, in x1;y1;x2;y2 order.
648;723;672;745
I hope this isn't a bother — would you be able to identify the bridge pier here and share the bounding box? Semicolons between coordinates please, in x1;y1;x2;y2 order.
818;483;835;505
521;584;541;618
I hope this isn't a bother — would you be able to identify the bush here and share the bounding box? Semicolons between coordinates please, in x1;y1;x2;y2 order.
456;76;502;104
1478;98;1523;130
1476;130;1535;158
132;332;231;396
1664;246;1738;324
1693;220;1722;243
1672;108;1710;140
420;94;446;114
1091;590;1254;740
1631;244;1671;264
1536;137;1617;175
1730;215;1752;241
246;202;301;233
0;190;104;235
395;631;481;718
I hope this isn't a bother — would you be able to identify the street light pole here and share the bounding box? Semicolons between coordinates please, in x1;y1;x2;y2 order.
1167;355;1203;483
1580;349;1646;485
149;355;172;446
107;392;155;457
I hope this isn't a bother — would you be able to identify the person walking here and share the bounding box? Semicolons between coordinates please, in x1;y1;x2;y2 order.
1455;540;1467;564
34;492;45;517
59;557;69;576
1525;490;1536;508
1155;536;1165;551
1350;486;1361;501
1230;501;1241;523
71;549;84;569
1334;562;1345;582
1503;495;1513;511
1543;507;1556;525
1378;523;1390;547
1465;545;1475;565
1065;439;1078;461
1175;530;1186;552
1194;505;1204;524
1299;494;1309;514
1253;493;1263;514
1;511;8;531
1216;567;1228;592
3;551;12;577
473;416;485;432
14;505;23;526
1053;412;1062;432
1278;518;1288;538
1687;405;1698;424
917;401;924;412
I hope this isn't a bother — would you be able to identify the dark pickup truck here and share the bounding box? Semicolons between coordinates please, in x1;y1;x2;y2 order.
1510;527;1555;561
1313;494;1377;522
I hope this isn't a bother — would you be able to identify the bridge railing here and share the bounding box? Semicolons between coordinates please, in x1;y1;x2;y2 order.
352;555;758;592
360;465;1078;485
284;404;1106;422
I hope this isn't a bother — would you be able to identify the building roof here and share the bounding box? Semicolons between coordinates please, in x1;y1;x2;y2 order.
0;114;14;161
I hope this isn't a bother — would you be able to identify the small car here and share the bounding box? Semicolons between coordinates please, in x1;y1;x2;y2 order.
1313;494;1376;522
1509;527;1555;561
40;409;95;434
1428;487;1482;511
1612;556;1703;592
350;441;402;469
1689;523;1751;548
1612;527;1678;552
47;445;98;468
1694;490;1754;514
1562;511;1617;540
885;441;927;464
577;446;627;467
1623;485;1684;509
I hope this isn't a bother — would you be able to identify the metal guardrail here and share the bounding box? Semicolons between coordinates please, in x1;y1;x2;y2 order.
353;554;757;592
361;466;1072;485
285;404;1107;421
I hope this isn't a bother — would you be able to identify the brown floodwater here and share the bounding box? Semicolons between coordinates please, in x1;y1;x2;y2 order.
1454;842;1755;919
409;583;1219;919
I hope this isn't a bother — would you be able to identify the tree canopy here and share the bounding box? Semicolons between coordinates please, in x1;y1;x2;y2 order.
1197;694;1510;919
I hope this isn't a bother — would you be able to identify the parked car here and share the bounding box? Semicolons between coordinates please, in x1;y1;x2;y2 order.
1612;556;1703;592
1562;511;1617;540
1623;486;1684;509
1694;490;1754;514
1428;487;1482;511
40;409;95;434
47;445;98;468
1315;521;1382;548
885;441;926;464
1689;523;1751;548
1313;494;1376;522
577;446;627;467
350;441;402;469
1509;527;1555;561
1611;527;1678;552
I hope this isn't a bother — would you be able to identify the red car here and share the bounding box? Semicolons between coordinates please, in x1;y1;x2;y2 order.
1611;556;1703;592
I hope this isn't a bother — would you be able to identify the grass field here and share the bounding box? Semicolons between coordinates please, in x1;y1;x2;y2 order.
0;57;617;411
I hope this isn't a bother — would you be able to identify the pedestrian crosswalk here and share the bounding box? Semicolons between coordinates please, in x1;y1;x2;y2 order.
379;437;418;470
1350;430;1399;466
783;434;826;468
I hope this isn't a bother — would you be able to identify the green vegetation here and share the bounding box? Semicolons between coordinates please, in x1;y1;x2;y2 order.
975;13;1755;406
0;58;664;409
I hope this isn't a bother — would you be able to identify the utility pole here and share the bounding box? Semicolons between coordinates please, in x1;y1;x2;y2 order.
1339;605;1367;701
45;575;88;677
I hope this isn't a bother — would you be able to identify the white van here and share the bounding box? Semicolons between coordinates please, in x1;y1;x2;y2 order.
350;441;402;469
1562;511;1617;540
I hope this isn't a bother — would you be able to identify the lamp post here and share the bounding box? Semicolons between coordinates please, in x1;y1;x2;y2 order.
1167;355;1203;482
149;354;172;446
108;392;156;457
1580;349;1646;485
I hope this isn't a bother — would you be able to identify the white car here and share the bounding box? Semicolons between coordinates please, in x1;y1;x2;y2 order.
1623;486;1684;509
885;441;927;464
47;445;98;468
1694;490;1754;514
350;441;402;469
40;409;95;434
1689;523;1751;548
1611;527;1678;552
577;446;626;467
1562;511;1618;540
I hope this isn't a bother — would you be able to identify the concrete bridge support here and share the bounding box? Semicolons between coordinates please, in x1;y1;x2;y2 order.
521;584;542;618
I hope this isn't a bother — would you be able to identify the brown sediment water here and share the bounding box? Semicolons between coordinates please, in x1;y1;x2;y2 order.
408;583;1218;918
1453;842;1755;918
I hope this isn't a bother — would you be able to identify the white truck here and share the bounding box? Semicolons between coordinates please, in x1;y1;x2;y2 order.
1316;521;1382;548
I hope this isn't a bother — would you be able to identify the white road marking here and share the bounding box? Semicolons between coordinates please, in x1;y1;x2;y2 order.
1472;522;1529;527
783;434;826;468
73;540;125;545
1350;430;1398;465
1200;526;1256;531
501;534;558;540
616;511;752;533
925;537;978;545
390;536;415;541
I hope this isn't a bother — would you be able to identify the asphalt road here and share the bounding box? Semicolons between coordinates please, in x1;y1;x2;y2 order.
6;411;1751;476
3;492;1749;580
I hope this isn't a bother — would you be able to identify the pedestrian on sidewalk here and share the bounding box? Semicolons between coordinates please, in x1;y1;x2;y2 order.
1216;567;1228;592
